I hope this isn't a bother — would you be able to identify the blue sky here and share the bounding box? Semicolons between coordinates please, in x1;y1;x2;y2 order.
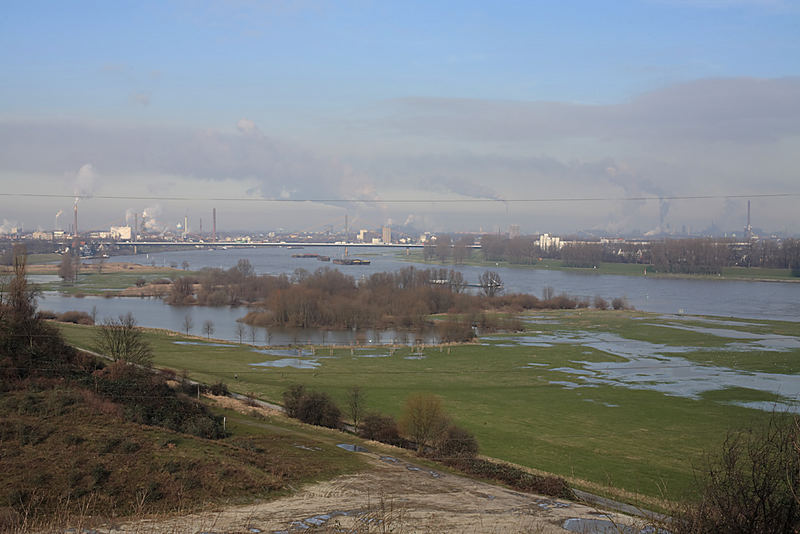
1;0;799;235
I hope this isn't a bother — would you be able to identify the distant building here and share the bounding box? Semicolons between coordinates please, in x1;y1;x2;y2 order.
538;233;562;251
382;225;391;244
32;231;53;240
110;226;132;240
509;224;520;239
358;229;368;242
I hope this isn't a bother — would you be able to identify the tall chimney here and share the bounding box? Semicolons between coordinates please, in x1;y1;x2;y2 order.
212;208;217;242
73;203;78;237
184;215;188;238
134;212;138;241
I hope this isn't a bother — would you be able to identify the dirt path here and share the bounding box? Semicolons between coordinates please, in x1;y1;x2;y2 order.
95;448;649;534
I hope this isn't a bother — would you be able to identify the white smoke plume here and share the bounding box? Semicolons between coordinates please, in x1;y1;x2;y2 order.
141;205;164;232
72;163;97;199
0;219;20;235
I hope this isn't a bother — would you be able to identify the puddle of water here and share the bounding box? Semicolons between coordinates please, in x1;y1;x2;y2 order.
336;443;369;452
252;348;314;357
355;353;391;358
404;355;426;360
650;322;800;352
726;400;800;412
250;358;320;369
510;330;800;411
653;314;767;328
548;380;595;390
173;340;234;348
562;517;658;534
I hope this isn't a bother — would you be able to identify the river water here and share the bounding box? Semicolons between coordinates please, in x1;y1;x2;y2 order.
34;246;799;344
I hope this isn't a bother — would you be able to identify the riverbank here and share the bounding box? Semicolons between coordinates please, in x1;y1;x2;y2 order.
399;251;800;283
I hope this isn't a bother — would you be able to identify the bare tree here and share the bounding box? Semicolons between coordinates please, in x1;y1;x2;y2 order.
203;320;214;339
478;270;503;297
94;313;153;366
181;260;190;270
542;286;555;301
347;386;366;432
400;392;450;452
236;322;246;343
182;313;193;335
249;324;257;344
58;252;76;283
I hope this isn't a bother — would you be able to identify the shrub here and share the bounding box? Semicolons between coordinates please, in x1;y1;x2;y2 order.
58;310;94;325
445;457;574;499
434;424;479;459
593;296;609;310
209;381;229;396
437;320;476;343
670;414;800;534
611;297;627;310
296;391;341;429
359;413;403;446
282;384;307;419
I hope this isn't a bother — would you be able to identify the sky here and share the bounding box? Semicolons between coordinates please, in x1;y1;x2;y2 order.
1;0;799;236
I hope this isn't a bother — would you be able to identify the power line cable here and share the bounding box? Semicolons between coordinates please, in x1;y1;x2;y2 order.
1;192;799;203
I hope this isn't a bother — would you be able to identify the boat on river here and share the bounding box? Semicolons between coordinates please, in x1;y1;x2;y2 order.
332;258;371;265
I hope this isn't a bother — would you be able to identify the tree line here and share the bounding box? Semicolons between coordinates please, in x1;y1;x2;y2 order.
477;235;800;275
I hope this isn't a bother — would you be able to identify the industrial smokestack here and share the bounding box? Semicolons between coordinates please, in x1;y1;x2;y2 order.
212;208;217;242
184;215;188;238
134;212;138;241
746;200;752;239
73;203;78;237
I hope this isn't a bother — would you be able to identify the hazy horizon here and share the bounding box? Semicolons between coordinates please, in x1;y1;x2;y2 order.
2;1;799;236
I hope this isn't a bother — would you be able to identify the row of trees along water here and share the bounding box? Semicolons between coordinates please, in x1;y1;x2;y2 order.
164;261;624;338
477;235;800;275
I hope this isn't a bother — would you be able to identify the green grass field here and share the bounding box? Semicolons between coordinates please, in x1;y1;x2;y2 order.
37;269;185;295
57;309;800;505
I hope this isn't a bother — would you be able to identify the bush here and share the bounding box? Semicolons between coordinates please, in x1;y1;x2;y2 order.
437;320;476;343
209;381;229;396
670;414;800;534
593;296;609;310
296;391;341;429
58;310;94;325
282;384;307;419
434;425;479;459
359;413;404;446
611;297;627;310
445;457;574;500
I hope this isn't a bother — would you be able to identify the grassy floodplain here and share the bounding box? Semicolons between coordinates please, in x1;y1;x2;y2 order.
402;250;799;282
11;262;188;296
57;309;800;506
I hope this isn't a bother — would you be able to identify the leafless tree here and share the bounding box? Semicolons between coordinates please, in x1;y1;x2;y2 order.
182;313;193;335
478;270;503;297
400;392;450;452
347;386;366;432
58;252;76;282
94;313;153;366
203;320;214;339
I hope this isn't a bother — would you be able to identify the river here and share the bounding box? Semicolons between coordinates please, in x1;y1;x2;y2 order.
34;246;799;344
